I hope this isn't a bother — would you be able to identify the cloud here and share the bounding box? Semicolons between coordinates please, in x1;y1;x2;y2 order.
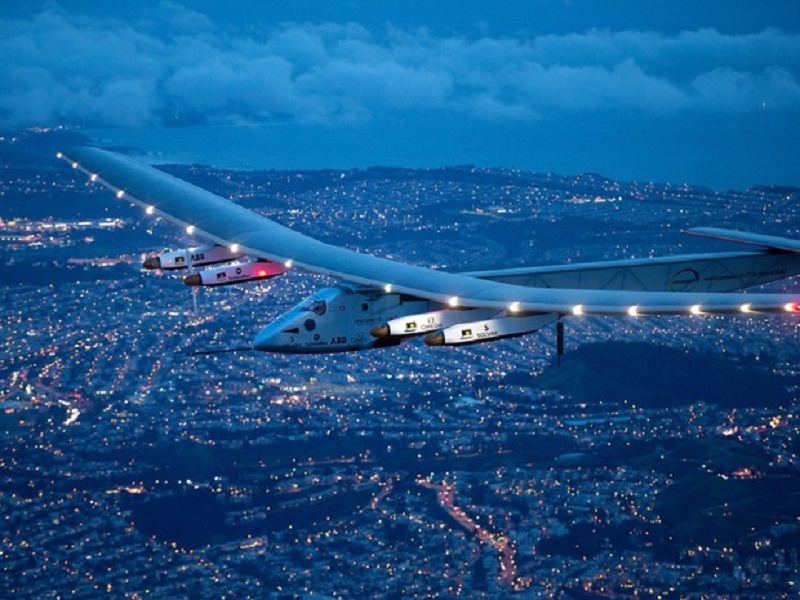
0;3;799;128
164;55;298;122
692;66;800;111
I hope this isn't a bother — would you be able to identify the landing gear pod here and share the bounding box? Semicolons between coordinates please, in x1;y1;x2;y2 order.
183;261;291;287
143;244;245;270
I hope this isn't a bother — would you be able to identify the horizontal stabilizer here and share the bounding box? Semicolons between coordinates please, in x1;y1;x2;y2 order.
684;228;800;253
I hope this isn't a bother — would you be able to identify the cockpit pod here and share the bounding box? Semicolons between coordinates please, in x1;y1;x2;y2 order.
252;285;436;353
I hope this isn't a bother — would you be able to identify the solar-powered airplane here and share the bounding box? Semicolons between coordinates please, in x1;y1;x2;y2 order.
58;147;800;354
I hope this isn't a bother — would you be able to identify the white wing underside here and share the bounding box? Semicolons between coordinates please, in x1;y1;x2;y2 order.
60;147;799;316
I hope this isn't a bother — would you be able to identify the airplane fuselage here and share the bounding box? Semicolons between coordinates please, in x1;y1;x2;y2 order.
253;286;436;353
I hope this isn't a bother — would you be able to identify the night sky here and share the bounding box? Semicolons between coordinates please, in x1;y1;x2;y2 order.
2;1;799;188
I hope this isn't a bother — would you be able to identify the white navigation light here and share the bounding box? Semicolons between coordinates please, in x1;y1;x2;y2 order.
740;303;752;314
627;305;639;317
71;162;78;169
145;205;155;215
186;225;195;234
690;304;702;315
384;283;393;293
572;305;584;316
56;152;63;159
90;173;98;182
448;296;460;308
116;190;125;198
230;243;240;253
284;259;294;268
508;301;520;313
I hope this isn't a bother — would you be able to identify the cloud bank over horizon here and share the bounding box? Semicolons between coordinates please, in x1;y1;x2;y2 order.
2;2;800;129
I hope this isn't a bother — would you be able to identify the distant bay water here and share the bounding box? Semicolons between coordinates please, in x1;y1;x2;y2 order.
86;112;800;191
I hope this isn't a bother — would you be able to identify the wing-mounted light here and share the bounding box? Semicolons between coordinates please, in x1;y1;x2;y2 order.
567;300;800;317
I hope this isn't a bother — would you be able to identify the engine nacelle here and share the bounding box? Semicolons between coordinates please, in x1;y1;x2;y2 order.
143;244;245;270
424;313;559;346
183;261;290;287
370;307;500;338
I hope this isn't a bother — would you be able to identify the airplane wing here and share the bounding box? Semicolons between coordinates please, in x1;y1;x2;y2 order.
59;147;800;317
684;227;800;253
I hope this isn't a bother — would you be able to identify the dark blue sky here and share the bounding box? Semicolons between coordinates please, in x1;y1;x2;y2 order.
2;1;799;188
6;1;798;36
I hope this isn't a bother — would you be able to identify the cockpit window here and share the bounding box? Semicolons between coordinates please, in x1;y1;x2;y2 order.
299;299;327;316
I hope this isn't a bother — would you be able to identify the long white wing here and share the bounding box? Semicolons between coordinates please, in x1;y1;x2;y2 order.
684;227;800;253
59;147;800;316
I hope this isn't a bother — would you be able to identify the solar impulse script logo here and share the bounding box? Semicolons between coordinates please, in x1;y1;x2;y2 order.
669;268;700;291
